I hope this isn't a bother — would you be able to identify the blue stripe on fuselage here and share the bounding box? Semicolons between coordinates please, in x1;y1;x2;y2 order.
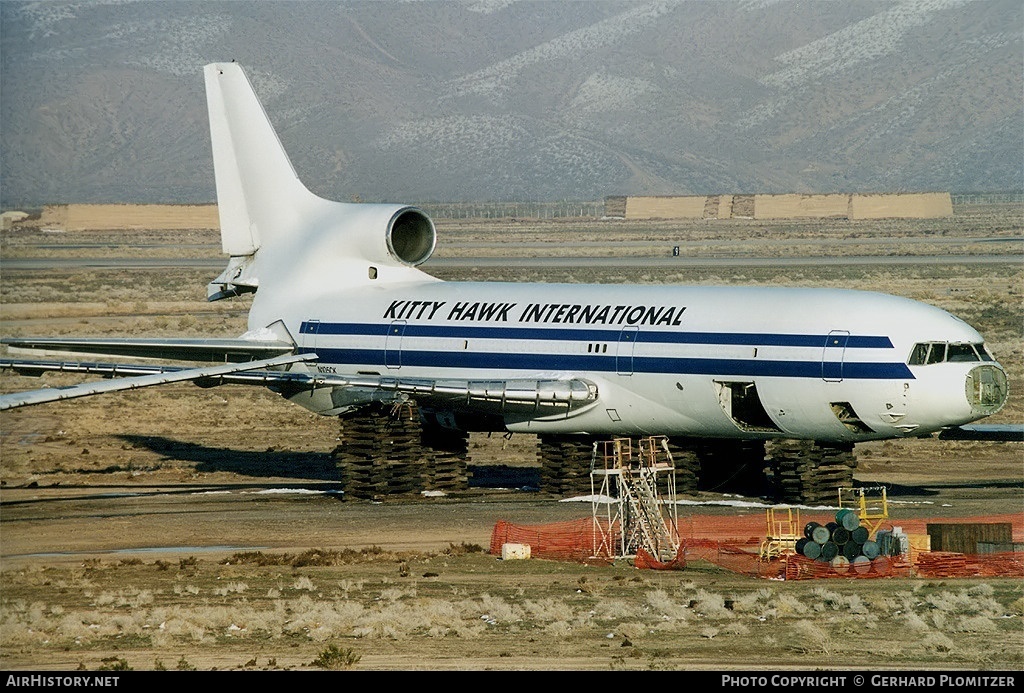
298;346;914;380
300;321;893;349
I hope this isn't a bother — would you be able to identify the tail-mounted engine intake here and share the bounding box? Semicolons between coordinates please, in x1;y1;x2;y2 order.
387;207;436;266
207;203;436;300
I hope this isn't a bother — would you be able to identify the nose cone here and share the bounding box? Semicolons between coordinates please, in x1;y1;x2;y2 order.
966;364;1009;417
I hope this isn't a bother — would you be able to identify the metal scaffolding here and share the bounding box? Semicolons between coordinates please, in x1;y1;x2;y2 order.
591;436;680;562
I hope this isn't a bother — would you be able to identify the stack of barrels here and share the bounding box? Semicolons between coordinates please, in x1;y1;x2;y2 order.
795;508;882;574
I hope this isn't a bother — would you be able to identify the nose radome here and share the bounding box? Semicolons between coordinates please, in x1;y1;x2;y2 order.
965;364;1009;416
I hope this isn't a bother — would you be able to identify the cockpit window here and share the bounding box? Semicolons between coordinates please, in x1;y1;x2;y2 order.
947;344;979;362
908;341;990;365
926;343;946;364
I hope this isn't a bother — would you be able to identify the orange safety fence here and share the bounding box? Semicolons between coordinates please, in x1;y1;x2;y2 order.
635;545;686;571
490;518;604;563
489;512;1024;579
781;554;916;580
913;550;1024;579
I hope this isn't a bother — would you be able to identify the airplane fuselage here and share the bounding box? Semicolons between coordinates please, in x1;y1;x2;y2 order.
278;280;1007;442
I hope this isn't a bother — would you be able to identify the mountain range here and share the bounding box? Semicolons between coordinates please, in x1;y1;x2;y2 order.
1;0;1021;208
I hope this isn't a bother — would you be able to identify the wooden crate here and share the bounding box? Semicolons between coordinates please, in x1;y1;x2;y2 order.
926;523;1012;554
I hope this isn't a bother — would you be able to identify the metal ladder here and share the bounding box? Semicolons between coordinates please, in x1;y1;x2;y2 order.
591;436;679;561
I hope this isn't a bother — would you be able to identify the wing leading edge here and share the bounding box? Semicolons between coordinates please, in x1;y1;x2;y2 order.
1;337;295;362
0;353;317;410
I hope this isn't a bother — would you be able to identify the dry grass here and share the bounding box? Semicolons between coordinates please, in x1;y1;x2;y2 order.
1;550;1021;671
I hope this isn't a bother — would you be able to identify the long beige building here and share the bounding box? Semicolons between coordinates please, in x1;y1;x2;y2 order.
35;204;220;231
605;192;953;220
16;193;954;231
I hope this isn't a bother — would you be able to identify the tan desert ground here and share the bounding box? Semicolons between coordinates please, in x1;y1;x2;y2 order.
0;205;1022;672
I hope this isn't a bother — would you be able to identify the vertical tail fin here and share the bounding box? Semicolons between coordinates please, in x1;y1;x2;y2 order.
202;62;438;312
204;62;316;257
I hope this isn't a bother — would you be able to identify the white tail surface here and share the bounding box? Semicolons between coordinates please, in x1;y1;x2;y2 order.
202;62;438;325
204;62;319;257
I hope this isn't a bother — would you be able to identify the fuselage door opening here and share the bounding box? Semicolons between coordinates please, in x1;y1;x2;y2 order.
303;319;321;354
822;330;850;382
715;381;782;433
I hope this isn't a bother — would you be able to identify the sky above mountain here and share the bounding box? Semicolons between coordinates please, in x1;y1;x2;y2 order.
1;0;1021;207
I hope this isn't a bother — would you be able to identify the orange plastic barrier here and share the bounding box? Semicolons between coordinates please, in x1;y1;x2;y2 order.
913;550;1024;579
490;518;604;563
635;545;686;571
489;512;1024;579
782;554;915;580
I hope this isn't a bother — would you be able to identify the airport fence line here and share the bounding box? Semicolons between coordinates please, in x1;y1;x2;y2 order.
950;192;1023;206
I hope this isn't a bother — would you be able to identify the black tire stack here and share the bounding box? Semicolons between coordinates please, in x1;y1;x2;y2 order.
664;439;700;494
420;425;470;492
766;440;857;505
333;402;469;500
334;402;422;500
537;434;596;497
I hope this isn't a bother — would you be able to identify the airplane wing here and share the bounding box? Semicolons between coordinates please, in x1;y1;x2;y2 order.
324;374;600;419
0;353;317;410
1;336;294;362
2;351;599;419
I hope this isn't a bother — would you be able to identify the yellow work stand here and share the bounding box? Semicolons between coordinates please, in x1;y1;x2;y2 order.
759;505;802;560
838;486;890;538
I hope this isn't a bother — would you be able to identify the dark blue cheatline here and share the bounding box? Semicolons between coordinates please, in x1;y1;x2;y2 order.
299;321;893;349
298;346;914;380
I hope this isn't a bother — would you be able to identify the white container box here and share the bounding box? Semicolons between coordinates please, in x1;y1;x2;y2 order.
501;543;531;560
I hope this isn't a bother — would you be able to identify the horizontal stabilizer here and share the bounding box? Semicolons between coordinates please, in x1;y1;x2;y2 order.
2;337;294;363
0;353;316;410
207;255;260;301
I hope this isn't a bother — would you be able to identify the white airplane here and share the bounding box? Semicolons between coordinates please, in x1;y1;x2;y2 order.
0;63;1009;464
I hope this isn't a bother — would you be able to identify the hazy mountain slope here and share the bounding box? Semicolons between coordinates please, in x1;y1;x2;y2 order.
1;0;1020;207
